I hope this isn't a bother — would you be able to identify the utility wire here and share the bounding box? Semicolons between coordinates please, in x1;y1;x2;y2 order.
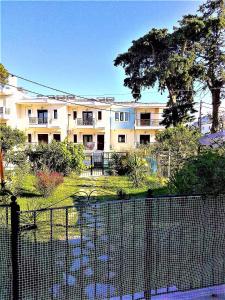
11;72;210;97
1;81;165;116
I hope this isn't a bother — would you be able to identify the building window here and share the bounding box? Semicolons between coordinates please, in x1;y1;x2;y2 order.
27;134;32;143
140;135;150;145
53;134;61;142
73;111;77;120
118;135;126;143
53;109;58;119
115;112;129;122
83;135;93;144
28;109;32;116
98;111;102;120
73;134;77;143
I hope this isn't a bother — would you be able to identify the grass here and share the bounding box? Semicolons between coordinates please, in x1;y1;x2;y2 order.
17;173;168;210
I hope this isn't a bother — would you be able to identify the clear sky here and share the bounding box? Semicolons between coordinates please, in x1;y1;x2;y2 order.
1;1;203;103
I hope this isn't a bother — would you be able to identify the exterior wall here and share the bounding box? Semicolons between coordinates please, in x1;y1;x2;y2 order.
110;129;135;152
110;107;135;130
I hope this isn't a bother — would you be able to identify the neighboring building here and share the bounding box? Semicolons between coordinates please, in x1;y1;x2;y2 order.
0;76;166;152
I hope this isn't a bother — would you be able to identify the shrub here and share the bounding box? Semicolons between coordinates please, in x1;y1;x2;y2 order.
6;163;30;196
26;141;85;175
110;153;129;175
169;150;225;195
36;171;64;197
126;153;149;187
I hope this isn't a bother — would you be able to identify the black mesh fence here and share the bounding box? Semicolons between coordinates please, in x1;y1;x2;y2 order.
0;204;12;300
2;194;225;299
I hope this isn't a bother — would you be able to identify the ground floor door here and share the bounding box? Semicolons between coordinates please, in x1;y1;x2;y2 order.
38;134;48;144
140;134;150;145
97;135;104;151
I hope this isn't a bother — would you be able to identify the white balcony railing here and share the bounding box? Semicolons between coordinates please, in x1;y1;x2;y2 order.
76;118;95;126
136;119;162;127
29;117;48;125
0;107;10;118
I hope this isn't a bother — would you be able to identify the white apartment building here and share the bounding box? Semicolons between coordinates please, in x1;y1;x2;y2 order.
0;76;166;152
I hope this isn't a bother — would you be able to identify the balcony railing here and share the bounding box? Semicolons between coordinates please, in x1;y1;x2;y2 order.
76;118;95;126
0;107;10;116
29;117;48;125
136;119;162;127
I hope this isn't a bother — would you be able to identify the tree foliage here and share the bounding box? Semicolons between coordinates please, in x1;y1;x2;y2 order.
0;64;9;87
114;28;199;127
170;150;225;195
114;0;225;130
152;125;201;175
0;125;26;152
179;0;225;132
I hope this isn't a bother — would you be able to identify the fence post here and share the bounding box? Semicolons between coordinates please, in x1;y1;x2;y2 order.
144;197;153;299
90;155;93;176
102;153;104;176
10;195;20;300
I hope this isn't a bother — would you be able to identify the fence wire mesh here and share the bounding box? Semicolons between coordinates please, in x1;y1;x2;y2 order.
2;194;225;299
0;204;12;300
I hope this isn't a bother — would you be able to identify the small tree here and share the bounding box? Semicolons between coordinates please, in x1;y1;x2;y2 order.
0;125;26;152
152;125;201;176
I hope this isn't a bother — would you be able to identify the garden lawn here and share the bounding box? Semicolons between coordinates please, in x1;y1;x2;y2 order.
17;174;167;210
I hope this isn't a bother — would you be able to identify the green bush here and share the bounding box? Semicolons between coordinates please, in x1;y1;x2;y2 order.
6;164;30;196
26;141;85;175
126;153;149;187
169;151;225;195
109;152;129;175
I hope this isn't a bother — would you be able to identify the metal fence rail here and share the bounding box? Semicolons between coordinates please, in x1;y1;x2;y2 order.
1;194;225;299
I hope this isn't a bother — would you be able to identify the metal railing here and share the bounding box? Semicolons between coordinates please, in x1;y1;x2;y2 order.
76;118;95;126
29;117;48;125
136;119;162;127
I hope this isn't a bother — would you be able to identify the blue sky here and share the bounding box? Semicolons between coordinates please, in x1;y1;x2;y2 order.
1;1;203;103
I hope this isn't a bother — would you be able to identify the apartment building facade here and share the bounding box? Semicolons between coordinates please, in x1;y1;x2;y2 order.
0;76;166;152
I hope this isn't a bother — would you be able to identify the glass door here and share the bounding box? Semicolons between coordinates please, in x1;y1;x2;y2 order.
37;110;48;124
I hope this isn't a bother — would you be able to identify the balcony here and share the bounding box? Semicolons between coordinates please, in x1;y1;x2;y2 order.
76;118;95;126
0;107;10;119
135;119;163;128
29;117;48;126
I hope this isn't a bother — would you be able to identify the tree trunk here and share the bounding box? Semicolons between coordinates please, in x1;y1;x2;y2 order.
211;88;221;133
